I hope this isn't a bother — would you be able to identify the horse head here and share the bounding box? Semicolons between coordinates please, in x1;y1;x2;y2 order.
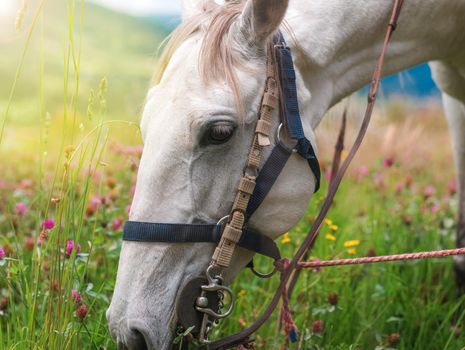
106;1;317;348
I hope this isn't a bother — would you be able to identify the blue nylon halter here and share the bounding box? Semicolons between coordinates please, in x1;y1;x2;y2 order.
123;32;320;261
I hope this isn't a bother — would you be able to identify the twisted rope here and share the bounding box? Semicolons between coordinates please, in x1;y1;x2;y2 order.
275;259;299;343
297;248;465;269
279;286;299;343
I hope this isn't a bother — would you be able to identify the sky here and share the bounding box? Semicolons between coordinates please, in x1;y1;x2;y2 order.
89;0;182;15
0;0;182;17
0;0;15;17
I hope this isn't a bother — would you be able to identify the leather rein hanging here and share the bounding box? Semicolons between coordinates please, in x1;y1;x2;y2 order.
122;0;404;348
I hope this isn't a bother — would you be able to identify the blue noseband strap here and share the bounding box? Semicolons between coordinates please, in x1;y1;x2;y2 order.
123;221;281;260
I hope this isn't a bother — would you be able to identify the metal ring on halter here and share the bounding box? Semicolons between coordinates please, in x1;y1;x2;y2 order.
276;123;297;153
250;264;277;279
216;215;230;226
276;123;284;144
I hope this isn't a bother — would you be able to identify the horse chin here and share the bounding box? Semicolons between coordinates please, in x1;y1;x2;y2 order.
117;319;174;350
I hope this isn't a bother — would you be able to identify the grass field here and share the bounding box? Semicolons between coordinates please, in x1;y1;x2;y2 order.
1;1;464;349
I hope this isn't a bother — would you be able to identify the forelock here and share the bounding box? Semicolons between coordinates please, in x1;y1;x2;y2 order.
152;2;267;117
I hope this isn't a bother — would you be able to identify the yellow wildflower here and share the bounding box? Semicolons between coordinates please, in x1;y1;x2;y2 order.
347;248;357;255
343;240;360;247
238;289;246;298
64;145;76;154
64;145;76;160
329;224;338;231
325;233;336;241
324;218;333;226
281;233;291;244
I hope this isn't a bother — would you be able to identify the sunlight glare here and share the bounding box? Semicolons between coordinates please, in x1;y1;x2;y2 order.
0;0;15;16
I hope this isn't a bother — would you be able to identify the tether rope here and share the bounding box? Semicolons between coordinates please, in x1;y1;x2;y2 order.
297;248;465;268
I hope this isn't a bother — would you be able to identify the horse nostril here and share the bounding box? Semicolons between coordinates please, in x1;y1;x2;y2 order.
127;329;149;350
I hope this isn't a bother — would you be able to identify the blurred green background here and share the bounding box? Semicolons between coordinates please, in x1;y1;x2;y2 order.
2;2;464;350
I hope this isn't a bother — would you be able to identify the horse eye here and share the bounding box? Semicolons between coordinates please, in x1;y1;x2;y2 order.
205;122;236;145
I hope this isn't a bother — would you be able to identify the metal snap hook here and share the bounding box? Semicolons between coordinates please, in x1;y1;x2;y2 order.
205;264;223;285
196;283;235;319
197;264;237;344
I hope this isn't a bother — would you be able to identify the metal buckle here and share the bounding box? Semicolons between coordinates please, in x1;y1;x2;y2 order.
273;41;289;49
244;165;259;178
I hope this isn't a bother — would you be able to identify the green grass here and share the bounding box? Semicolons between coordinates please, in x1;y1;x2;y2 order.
0;0;167;126
220;168;463;350
1;1;464;349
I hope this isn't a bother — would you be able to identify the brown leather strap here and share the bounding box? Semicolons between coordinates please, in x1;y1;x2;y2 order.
206;0;404;348
211;53;279;269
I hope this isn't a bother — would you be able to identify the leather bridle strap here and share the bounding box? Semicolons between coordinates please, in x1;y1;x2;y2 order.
123;221;281;260
245;35;321;219
205;0;404;348
210;33;320;270
209;47;280;269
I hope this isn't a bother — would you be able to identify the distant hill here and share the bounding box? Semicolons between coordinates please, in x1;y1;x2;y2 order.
145;15;181;33
0;1;168;123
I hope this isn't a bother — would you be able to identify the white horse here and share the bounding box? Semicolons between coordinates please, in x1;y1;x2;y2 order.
106;0;465;348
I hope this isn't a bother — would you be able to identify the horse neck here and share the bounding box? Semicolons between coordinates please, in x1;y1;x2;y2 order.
285;0;465;128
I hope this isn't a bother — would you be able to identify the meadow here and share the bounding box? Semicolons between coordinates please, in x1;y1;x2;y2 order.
1;1;464;349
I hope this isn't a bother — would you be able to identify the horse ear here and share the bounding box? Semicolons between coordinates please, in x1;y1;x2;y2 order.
181;0;216;21
238;0;289;45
